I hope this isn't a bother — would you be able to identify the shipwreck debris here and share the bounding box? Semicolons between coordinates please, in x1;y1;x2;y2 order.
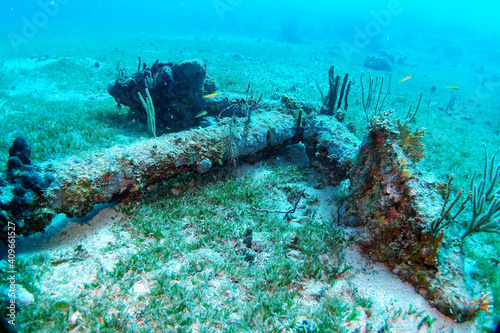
1;112;299;236
341;116;479;322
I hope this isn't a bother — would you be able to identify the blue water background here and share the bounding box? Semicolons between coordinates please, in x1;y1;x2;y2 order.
1;0;499;57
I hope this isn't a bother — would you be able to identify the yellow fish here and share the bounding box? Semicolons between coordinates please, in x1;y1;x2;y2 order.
195;110;208;118
398;75;411;83
203;93;218;98
446;86;460;90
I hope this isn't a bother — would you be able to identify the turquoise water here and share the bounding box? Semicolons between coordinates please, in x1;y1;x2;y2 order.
0;0;499;332
2;0;500;53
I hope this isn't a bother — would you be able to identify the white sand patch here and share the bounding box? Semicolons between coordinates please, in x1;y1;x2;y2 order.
343;244;477;333
14;203;137;301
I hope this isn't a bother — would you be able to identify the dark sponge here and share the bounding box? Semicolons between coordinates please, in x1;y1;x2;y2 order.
12;183;26;197
9;135;31;165
7;156;23;171
1;136;58;238
44;173;56;186
0;210;8;222
21;171;47;193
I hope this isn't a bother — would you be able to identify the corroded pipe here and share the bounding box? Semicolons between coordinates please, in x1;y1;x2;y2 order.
3;111;297;236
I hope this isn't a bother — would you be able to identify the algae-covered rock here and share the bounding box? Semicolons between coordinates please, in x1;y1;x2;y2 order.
341;116;479;322
364;54;394;72
303;115;360;185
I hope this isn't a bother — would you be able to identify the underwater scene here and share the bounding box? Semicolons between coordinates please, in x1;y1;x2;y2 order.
0;0;499;332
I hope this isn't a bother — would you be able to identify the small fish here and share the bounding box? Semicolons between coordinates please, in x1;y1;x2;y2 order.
203;93;218;98
195;110;207;118
398;75;411;83
446;86;460;90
